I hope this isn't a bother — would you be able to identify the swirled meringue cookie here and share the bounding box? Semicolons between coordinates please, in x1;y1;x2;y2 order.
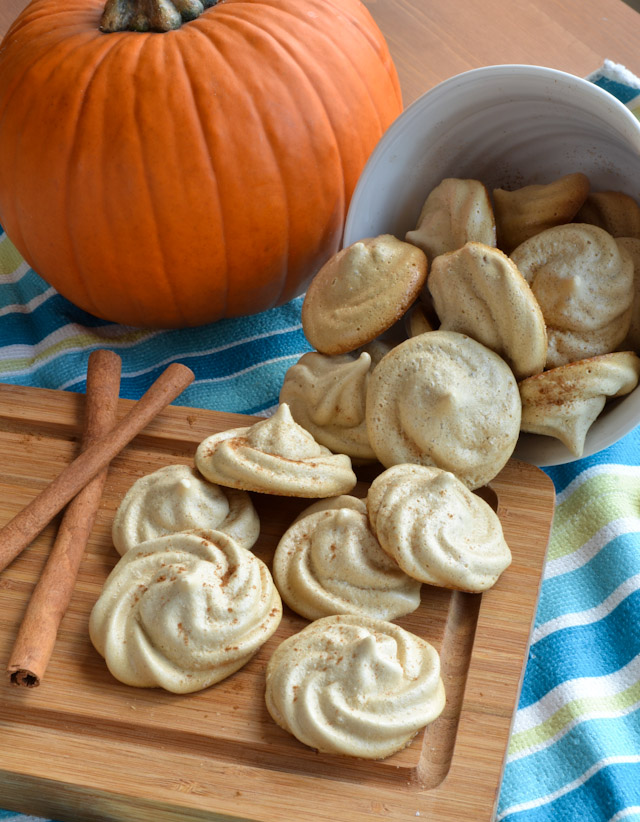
511;224;634;368
112;464;259;555
89;531;282;693
301;234;427;356
519;352;640;457
405;178;496;261
280;347;381;462
265;614;445;759
367;464;511;591
575;190;640;238
617;237;640;352
273;502;421;621
195;404;357;497
365;331;521;489
429;242;547;379
493;172;589;252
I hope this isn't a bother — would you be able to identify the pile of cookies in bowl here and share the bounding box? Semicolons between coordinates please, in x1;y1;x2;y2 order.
299;173;640;470
88;171;640;762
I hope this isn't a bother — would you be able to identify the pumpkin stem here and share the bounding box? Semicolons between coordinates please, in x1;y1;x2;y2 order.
100;0;218;32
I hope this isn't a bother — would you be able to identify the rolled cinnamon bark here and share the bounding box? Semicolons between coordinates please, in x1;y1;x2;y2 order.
8;349;122;686
0;360;194;575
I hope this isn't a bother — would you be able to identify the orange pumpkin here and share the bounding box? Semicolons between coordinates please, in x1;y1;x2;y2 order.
0;0;402;328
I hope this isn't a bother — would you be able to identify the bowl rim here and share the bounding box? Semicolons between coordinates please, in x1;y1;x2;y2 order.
345;63;640;246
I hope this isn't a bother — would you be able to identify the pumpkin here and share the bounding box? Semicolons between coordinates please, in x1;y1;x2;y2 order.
0;0;402;328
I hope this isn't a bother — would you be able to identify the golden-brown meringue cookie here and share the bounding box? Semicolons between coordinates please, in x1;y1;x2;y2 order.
195;404;357;497
365;331;521;490
112;464;259;555
273;501;421;621
575;190;640;238
265;614;445;759
89;531;282;693
493;172;590;252
301;234;427;356
617;237;640;352
405;178;496;260
511;224;634;368
519;351;640;457
367;464;511;591
428;242;547;380
279;344;388;462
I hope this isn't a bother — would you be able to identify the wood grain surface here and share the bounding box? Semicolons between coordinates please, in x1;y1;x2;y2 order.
0;383;555;822
1;0;640;103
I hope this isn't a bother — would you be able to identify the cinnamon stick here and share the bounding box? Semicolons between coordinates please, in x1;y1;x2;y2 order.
0;360;194;574
8;349;122;686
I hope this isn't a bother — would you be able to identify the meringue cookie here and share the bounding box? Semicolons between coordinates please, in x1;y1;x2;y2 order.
575;190;640;238
195;404;357;497
428;242;547;379
617;237;640;352
493;172;589;252
89;531;282;693
280;343;391;462
405;178;496;261
112;464;259;555
301;234;427;356
511;223;634;368
265;614;445;759
273;503;421;621
367;464;511;591
291;494;367;524
365;331;521;489
519;351;640;457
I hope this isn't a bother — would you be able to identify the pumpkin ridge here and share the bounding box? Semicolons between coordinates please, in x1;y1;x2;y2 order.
321;2;396;132
193;10;333;313
0;31;113;301
192;12;328;310
0;51;47;261
199;5;350;309
179;19;285;319
226;0;391;216
202;20;291;308
215;14;345;164
67;28;175;325
61;33;130;319
172;29;230;321
326;0;403;131
322;0;400;83
260;6;356;211
3;3;95;41
302;0;398;163
130;32;189;326
236;0;401;121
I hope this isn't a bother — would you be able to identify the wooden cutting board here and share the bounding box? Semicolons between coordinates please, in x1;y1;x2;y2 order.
0;382;555;822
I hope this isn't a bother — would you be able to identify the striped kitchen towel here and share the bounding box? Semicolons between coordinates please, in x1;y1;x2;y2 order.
496;59;640;822
0;241;312;417
0;60;640;822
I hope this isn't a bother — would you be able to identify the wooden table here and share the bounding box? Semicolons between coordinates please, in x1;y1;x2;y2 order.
0;1;636;821
2;0;640;103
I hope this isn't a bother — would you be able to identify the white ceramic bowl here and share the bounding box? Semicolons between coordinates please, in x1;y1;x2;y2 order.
343;64;640;467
